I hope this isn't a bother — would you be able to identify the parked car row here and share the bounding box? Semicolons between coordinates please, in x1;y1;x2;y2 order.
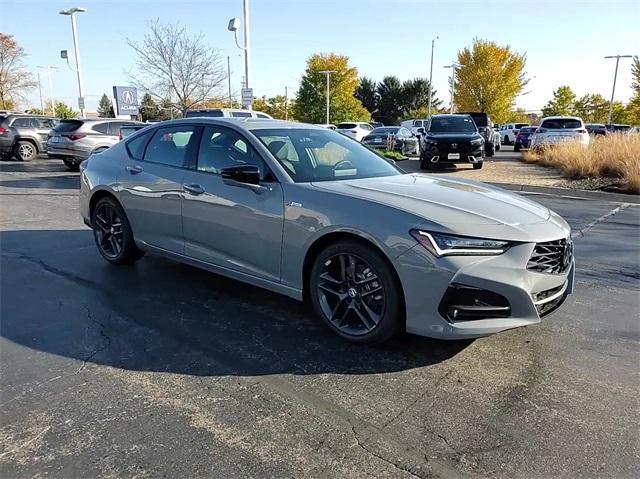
361;126;420;156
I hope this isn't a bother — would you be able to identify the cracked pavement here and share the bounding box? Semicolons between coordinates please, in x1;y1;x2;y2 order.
1;155;639;478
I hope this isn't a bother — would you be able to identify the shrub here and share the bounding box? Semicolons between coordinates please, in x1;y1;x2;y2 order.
522;134;640;193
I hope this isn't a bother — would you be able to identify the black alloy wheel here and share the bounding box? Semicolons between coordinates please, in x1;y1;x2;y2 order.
310;241;401;343
91;197;144;265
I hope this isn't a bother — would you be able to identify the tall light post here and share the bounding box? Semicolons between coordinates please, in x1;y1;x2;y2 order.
427;36;438;119
318;70;336;124
444;63;459;113
59;7;87;118
604;55;633;125
228;0;252;109
37;65;57;115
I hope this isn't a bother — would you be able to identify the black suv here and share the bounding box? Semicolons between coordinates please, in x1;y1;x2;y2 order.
458;112;495;156
0;114;57;161
419;114;485;170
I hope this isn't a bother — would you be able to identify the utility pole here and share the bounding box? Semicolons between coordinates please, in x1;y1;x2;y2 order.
444;63;459;114
228;0;252;109
37;66;57;116
284;86;288;120
604;55;633;125
36;72;44;114
227;56;232;107
59;7;87;118
319;70;336;124
428;36;438;119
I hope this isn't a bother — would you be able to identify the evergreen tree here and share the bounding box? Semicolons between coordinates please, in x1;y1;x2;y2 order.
97;93;115;118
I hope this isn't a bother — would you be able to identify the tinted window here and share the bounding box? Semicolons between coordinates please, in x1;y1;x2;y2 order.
515;123;529;129
253;128;400;183
466;115;487;127
541;119;582;129
429;116;476;133
197;126;265;176
107;122;125;135
143;126;196;167
231;111;252;118
372;127;400;134
256;113;270;119
185;110;224;118
33;118;54;128
126;131;153;160
336;123;357;129
53;120;83;132
92;123;111;134
11;117;31;127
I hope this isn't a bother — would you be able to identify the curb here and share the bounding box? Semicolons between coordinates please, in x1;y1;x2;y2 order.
490;182;640;204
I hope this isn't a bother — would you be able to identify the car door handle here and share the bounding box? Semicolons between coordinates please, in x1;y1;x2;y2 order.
183;183;205;195
126;165;143;174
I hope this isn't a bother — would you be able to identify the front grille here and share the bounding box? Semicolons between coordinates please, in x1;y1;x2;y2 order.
437;140;472;154
527;237;573;274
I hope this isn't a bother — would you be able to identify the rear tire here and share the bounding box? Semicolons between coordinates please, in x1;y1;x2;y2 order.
486;142;495;157
473;161;484;170
504;135;510;145
309;240;402;344
91;196;145;265
514;143;521;152
14;141;37;161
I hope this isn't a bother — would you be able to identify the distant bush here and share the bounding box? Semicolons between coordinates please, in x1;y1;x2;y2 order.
522;134;640;193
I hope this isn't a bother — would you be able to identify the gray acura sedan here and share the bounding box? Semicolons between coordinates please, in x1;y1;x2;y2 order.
80;118;574;343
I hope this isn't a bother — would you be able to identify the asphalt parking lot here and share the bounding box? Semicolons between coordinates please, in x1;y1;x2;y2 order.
1;154;639;478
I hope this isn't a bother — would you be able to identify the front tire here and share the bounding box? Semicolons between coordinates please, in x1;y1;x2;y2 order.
309;240;402;344
514;143;521;152
63;159;80;171
14;141;37;161
91;196;144;265
486;142;495;157
473;161;484;169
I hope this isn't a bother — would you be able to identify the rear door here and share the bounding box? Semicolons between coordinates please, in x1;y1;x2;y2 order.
119;124;199;253
32;118;55;150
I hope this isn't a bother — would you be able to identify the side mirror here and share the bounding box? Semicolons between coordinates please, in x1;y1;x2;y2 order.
221;165;260;185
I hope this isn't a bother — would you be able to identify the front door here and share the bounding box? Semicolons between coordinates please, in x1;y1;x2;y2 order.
119;124;199;254
182;125;284;282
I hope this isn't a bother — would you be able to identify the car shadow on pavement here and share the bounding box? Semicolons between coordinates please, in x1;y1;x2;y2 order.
0;158;69;173
1;229;473;378
0;174;79;190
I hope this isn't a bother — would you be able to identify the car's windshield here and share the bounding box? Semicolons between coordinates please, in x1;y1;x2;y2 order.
371;127;400;134
429;116;477;133
252;128;401;183
336;123;357;129
541;119;582;129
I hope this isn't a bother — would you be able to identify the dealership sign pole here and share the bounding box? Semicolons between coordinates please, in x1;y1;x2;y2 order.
59;8;87;119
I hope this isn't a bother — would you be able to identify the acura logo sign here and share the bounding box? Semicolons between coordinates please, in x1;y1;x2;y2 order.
122;90;134;105
451;143;457;149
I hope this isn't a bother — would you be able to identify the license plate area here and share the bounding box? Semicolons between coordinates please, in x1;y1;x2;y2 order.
448;153;460;160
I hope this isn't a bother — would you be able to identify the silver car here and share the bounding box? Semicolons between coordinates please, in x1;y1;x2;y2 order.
80;119;575;343
47;118;143;171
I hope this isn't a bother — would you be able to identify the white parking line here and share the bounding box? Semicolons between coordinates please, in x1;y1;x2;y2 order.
572;203;635;239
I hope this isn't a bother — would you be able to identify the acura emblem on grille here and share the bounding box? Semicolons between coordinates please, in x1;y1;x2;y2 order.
451;143;457;149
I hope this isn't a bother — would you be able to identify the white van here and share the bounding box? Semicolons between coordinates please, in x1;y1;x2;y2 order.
400;119;428;137
184;108;273;119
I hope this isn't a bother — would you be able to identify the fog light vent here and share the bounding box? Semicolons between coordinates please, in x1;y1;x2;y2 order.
438;284;511;322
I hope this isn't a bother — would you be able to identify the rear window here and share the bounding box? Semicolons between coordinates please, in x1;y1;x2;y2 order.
92;123;111;134
231;111;252;118
414;120;424;127
520;127;536;133
185;110;224;118
256;113;270;119
541;119;582;129
515;123;529;129
465;114;487;127
53;120;83;132
336;123;357;129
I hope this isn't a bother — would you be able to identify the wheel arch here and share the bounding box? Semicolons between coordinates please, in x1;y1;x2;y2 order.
89;188;121;220
15;137;39;153
301;231;406;328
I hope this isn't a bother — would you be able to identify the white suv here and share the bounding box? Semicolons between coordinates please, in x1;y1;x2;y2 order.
498;123;529;145
530;116;589;149
335;122;373;142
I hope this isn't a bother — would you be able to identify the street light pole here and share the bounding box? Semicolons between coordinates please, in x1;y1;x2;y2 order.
604;55;633;125
59;7;87;118
242;0;251;91
319;70;336;124
428;36;438;119
37;66;57;115
444;63;459;114
36;72;44;114
227;56;232;107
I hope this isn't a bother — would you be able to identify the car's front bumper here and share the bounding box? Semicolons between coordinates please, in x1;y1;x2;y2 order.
396;240;574;339
422;143;484;163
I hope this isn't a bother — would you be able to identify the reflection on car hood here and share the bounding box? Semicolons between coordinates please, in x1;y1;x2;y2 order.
311;174;552;228
426;132;479;139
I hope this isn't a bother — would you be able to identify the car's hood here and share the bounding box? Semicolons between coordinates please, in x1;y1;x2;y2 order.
426;132;479;139
311;174;552;228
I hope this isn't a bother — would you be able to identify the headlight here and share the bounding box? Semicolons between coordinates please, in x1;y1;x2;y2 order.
410;230;511;256
471;138;483;146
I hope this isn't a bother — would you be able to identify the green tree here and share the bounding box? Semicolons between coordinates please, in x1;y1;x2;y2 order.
453;39;528;123
355;77;378;115
293;52;370;124
501;108;531;124
253;95;293;120
42;100;76;119
401;78;441;116
97;93;115;118
376;76;404;125
631;56;640;93
574;94;609;123
140;93;160;121
541;86;577;117
26;108;44;115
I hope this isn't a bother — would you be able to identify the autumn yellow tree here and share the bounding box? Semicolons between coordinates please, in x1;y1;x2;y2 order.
0;33;36;109
453;39;528;123
293;53;370;124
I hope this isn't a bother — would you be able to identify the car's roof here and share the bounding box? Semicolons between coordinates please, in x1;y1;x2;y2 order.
432;114;472;118
156;117;324;131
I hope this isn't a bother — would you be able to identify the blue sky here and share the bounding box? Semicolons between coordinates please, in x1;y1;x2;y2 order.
2;0;638;113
